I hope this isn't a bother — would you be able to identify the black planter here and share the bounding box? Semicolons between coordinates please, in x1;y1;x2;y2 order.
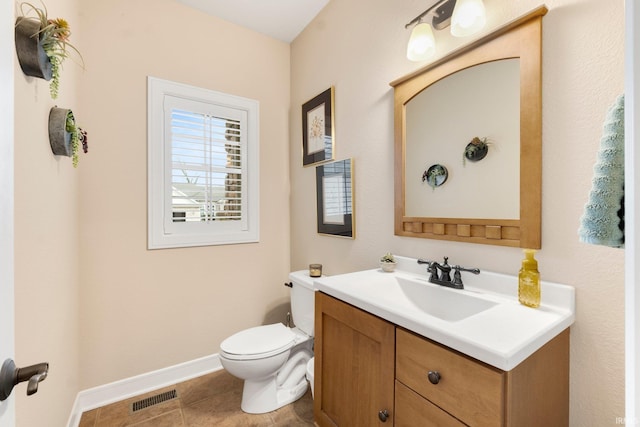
15;17;52;80
48;107;72;157
464;141;489;162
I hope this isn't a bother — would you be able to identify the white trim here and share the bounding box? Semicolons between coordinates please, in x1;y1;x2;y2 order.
0;0;15;424
147;76;260;249
626;0;640;422
66;354;222;427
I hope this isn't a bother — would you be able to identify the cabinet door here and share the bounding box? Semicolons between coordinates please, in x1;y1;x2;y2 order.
315;292;395;427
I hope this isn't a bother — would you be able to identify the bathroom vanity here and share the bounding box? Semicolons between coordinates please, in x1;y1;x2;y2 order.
312;257;575;426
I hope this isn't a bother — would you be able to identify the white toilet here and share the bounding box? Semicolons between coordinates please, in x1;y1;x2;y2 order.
219;270;317;414
306;357;314;399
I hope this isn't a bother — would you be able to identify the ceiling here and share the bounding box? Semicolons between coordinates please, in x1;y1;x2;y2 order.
175;0;331;43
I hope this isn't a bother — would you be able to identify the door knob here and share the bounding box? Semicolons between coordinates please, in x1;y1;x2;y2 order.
378;409;390;422
0;359;49;401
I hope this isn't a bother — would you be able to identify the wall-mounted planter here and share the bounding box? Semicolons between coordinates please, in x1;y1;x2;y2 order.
48;107;73;157
463;137;490;163
422;164;448;189
48;107;88;167
14;17;52;81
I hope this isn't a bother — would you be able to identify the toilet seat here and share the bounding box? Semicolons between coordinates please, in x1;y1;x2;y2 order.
220;323;295;361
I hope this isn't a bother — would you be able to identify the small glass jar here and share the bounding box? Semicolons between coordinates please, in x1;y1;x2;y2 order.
309;264;323;277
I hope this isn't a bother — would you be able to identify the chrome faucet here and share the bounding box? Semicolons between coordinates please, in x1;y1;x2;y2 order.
417;257;480;289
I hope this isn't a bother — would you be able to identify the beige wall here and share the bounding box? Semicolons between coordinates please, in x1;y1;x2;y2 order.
290;0;624;425
14;0;82;425
76;0;292;388
15;1;291;424
11;0;625;425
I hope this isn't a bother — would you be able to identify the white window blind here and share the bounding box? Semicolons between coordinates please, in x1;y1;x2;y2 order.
148;77;259;249
169;109;243;223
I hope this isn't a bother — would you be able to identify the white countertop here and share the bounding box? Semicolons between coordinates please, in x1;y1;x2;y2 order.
313;256;575;371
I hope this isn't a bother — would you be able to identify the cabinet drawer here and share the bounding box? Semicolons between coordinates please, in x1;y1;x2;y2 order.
396;328;504;426
396;381;467;427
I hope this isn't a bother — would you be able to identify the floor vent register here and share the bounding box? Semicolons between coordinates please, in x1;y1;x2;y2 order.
131;389;178;413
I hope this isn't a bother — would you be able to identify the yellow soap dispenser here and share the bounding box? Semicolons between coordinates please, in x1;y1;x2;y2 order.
518;249;540;308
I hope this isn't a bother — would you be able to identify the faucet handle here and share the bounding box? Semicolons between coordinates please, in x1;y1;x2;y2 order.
417;259;440;281
453;268;463;286
454;265;481;275
451;265;481;288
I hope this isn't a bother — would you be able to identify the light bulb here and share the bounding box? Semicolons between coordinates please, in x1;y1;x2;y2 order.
406;22;436;61
451;0;486;37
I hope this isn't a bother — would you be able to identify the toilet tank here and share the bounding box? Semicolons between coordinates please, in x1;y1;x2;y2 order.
289;270;318;337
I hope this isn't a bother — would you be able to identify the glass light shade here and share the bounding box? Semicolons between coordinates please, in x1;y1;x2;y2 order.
406;22;436;61
451;0;486;37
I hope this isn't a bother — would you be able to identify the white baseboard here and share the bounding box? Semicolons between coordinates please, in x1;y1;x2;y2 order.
66;353;222;427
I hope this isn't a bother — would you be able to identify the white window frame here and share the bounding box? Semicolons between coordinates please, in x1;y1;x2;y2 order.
148;77;259;249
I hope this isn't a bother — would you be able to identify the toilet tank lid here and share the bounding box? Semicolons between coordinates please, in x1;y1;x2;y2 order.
289;270;320;290
220;323;295;356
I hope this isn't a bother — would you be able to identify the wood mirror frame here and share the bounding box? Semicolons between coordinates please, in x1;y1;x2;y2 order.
391;6;547;248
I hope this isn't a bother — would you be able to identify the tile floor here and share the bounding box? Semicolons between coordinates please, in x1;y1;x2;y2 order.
78;369;314;426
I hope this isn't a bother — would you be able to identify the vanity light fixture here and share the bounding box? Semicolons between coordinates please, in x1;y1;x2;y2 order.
405;0;486;62
451;0;487;37
406;22;436;61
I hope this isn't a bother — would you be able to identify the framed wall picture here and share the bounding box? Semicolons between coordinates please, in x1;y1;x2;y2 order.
316;158;355;238
302;87;335;166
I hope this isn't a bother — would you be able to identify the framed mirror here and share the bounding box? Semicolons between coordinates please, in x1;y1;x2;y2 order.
391;6;547;248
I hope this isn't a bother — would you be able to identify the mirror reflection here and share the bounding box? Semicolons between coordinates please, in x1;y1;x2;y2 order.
316;159;355;238
405;59;520;219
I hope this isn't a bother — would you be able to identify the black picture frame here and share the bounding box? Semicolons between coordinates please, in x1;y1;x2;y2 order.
302;87;335;167
316;159;354;238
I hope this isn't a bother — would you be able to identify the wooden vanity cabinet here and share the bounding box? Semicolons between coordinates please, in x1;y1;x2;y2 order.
396;328;569;426
314;292;395;426
315;293;570;427
396;328;503;426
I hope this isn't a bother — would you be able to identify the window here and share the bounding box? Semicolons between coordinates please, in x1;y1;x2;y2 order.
148;77;259;249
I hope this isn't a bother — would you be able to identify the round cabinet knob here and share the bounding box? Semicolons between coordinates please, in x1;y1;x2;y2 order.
378;409;390;422
427;370;441;384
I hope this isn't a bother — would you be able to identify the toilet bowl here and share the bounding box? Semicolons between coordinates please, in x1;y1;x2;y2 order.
306;357;314;399
219;271;317;414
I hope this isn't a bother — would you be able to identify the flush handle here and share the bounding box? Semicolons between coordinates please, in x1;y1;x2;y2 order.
378;409;390;422
284;282;293;288
0;359;49;401
427;370;441;385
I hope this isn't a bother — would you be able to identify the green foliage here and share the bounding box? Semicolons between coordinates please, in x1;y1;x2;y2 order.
19;2;84;99
380;252;395;263
65;111;87;168
463;136;490;165
49;55;61;99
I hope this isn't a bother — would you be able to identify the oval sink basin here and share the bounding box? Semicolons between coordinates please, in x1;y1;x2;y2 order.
395;276;498;321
